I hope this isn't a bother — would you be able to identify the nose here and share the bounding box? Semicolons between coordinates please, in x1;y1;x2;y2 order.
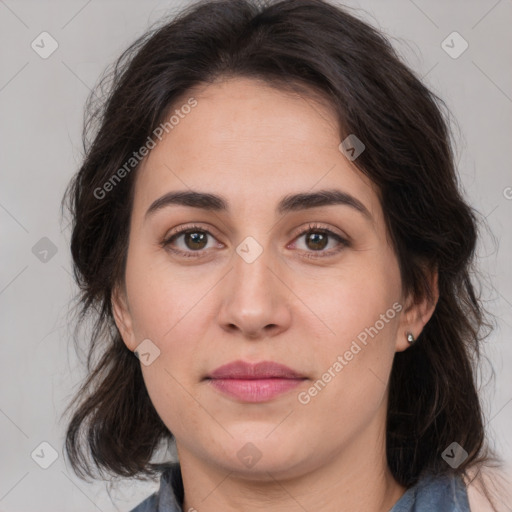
217;244;292;340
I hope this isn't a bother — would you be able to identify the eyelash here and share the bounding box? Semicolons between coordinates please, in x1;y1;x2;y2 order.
161;222;349;260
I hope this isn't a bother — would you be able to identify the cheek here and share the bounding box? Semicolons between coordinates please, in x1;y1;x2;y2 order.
125;263;206;438
299;248;402;412
296;300;399;448
124;246;206;341
306;252;402;352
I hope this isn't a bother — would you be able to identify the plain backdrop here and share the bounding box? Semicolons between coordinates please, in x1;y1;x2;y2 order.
1;0;511;510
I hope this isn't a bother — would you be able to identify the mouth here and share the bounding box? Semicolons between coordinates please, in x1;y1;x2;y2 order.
204;360;307;403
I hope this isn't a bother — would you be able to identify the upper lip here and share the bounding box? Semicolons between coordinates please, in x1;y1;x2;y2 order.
206;360;305;380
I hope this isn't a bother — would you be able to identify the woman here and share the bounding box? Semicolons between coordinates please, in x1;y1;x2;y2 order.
62;0;511;510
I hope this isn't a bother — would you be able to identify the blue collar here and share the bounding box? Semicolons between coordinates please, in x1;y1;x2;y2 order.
130;463;470;512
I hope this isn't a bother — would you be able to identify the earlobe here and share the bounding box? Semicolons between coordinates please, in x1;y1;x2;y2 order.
111;285;136;351
396;268;439;352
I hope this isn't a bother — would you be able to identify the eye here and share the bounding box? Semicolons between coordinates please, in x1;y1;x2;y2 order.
161;224;220;258
161;222;349;260
291;223;349;259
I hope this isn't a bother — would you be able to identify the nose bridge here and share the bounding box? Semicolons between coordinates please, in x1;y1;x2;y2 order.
231;238;275;306
217;236;291;337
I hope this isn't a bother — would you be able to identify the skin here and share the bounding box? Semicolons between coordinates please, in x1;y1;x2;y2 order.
113;77;438;512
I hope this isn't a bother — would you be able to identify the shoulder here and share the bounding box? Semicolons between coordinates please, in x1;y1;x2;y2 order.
463;465;512;512
128;463;183;512
391;471;470;511
130;493;159;512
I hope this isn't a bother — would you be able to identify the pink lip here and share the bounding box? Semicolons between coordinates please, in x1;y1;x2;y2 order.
205;360;307;403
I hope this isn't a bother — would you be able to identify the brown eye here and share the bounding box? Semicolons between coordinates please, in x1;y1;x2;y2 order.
183;231;208;250
292;224;349;259
162;225;219;258
305;232;329;251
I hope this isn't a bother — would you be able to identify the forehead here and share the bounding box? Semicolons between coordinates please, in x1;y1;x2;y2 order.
133;77;380;219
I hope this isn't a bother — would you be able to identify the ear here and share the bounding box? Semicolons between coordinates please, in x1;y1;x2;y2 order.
395;267;439;352
111;284;137;351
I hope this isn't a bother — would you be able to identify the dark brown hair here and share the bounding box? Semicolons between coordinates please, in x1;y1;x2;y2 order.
62;0;506;505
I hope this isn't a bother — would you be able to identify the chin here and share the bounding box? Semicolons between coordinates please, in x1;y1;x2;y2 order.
207;436;312;478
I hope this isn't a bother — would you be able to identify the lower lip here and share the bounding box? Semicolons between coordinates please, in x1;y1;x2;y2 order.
206;378;305;402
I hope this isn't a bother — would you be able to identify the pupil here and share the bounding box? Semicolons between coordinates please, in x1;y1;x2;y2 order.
186;232;207;250
308;232;327;250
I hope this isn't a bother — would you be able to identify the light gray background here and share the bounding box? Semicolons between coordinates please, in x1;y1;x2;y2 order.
1;0;511;510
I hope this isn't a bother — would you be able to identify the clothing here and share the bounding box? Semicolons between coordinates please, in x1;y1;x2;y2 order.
389;471;470;511
129;463;471;512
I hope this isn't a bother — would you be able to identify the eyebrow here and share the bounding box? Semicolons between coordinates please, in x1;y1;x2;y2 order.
145;188;372;221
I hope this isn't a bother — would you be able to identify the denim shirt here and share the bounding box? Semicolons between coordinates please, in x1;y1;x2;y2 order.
129;463;471;512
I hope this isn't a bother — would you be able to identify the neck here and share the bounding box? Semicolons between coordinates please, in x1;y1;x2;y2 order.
177;416;407;512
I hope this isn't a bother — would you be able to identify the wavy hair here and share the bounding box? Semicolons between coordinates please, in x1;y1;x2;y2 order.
62;0;506;507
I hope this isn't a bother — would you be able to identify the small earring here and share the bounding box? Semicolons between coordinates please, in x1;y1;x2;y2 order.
406;332;415;344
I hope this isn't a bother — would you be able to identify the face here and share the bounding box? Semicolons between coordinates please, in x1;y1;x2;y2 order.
113;77;433;480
